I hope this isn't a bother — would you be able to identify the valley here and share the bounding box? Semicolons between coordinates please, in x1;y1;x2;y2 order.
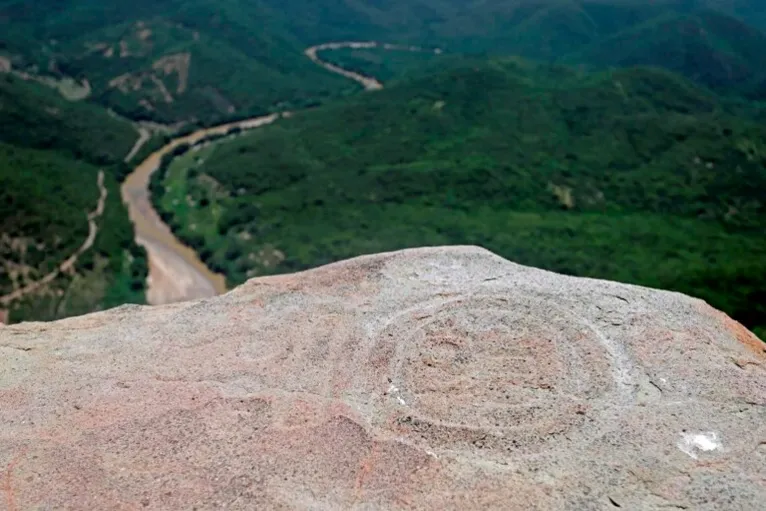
2;3;766;509
150;54;766;337
122;42;397;304
122;114;277;304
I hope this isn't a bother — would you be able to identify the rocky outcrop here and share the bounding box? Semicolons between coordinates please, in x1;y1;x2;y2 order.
1;246;764;509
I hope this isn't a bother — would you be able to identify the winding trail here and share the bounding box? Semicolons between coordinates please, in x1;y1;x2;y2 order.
123;41;436;305
0;171;107;307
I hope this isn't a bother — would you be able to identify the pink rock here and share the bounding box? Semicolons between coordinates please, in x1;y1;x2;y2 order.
1;246;764;509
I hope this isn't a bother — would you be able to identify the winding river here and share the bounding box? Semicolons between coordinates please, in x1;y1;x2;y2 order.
122;42;421;305
121;114;279;305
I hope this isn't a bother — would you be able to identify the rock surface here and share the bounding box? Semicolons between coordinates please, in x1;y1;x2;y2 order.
1;246;765;510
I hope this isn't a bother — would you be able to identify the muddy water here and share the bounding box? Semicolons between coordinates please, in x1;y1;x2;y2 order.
305;41;441;91
121;115;279;305
123;41;418;305
305;42;384;90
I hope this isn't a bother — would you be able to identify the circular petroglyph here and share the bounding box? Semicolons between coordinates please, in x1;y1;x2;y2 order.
370;294;626;456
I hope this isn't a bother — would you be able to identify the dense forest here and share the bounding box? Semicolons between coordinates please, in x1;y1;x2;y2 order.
0;74;147;322
152;58;766;338
3;0;766;123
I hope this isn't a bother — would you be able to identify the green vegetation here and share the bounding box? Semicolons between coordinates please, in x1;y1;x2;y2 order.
150;142;229;271
568;9;766;99
0;74;147;323
3;0;766;336
0;0;363;123
0;74;137;163
153;58;766;333
318;6;766;103
5;1;766;123
62;20;359;124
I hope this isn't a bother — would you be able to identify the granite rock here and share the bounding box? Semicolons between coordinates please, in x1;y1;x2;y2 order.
1;246;764;510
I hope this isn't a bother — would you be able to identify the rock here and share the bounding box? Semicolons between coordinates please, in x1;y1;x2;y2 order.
1;246;764;510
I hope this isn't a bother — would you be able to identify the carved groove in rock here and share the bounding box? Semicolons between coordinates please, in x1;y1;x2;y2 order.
366;294;630;457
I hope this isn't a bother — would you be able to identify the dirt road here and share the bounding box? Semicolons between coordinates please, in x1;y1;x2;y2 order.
0;170;107;307
123;41;425;305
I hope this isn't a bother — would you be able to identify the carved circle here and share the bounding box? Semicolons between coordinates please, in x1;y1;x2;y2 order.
371;294;622;456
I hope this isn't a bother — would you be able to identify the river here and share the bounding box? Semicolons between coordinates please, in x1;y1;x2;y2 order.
122;41;435;305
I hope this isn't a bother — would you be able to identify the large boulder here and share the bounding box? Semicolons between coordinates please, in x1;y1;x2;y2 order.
1;246;764;509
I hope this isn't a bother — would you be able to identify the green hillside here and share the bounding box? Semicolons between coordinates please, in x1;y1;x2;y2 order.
0;0;444;124
316;3;766;102
0;73;137;162
5;0;766;123
55;19;359;124
0;74;147;323
151;58;766;336
570;9;766;97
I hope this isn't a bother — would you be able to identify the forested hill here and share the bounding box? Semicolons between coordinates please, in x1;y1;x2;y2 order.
4;0;766;123
0;74;137;163
567;8;766;99
151;58;766;338
0;0;358;124
0;74;147;323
